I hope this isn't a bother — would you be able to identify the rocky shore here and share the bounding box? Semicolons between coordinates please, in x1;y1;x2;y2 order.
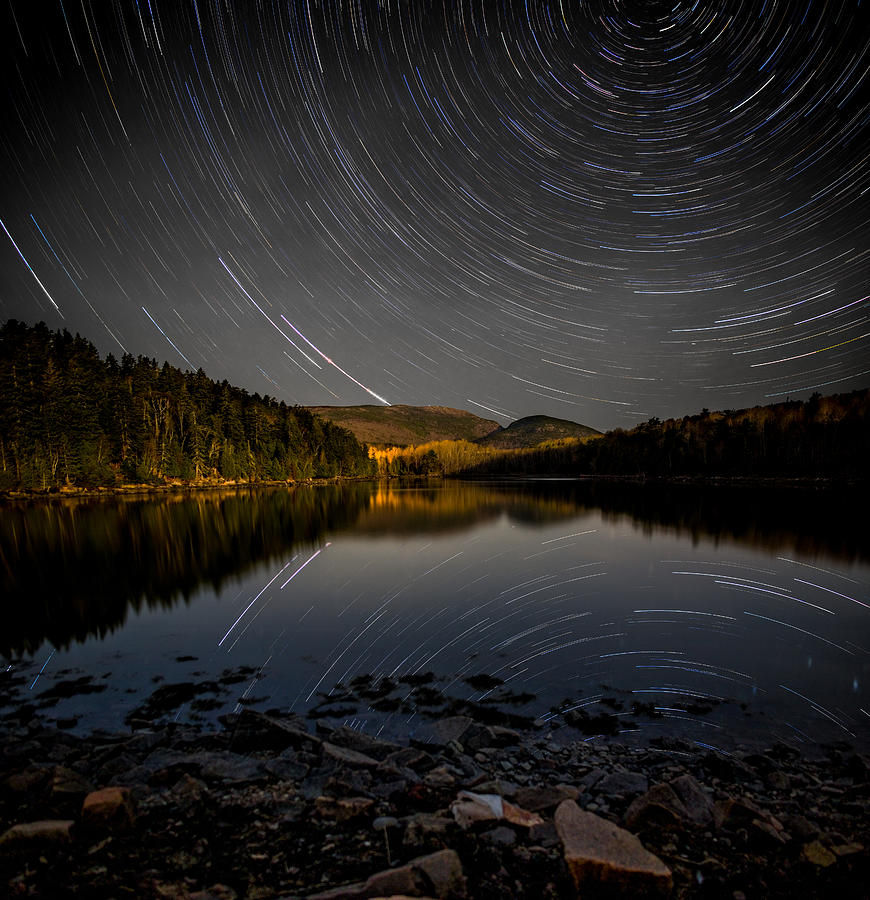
1;707;868;899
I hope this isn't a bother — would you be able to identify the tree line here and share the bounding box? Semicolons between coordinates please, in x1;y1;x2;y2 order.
459;389;870;479
0;320;375;490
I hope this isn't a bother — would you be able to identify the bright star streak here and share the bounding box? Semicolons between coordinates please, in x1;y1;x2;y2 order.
1;216;62;315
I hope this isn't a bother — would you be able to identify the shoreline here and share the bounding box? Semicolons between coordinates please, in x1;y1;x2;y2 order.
1;707;867;898
1;472;866;503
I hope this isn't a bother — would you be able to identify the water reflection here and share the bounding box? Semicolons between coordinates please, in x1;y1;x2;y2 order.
2;480;869;751
1;479;866;657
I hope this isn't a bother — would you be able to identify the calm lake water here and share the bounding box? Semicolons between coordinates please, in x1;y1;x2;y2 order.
2;479;869;752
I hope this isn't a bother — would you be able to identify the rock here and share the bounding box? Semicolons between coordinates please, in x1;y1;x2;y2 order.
513;783;579;812
482;825;516;846
4;767;49;793
227;709;321;752
264;756;310;781
403;812;454;847
782;814;820;840
314;795;375;822
189;885;238;900
308;849;465;899
802;840;837;867
832;842;864;856
323;742;380;768
328;726;399;761
411;717;474;749
450;790;543;829
0;819;74;847
669;774;715;828
187;750;265;783
451;790;502;828
81;786;136;829
49;765;94;798
625;783;689;830
595;770;649;799
555;800;672;898
714;795;766;830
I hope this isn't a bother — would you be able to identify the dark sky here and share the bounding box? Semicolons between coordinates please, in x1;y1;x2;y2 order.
1;1;868;430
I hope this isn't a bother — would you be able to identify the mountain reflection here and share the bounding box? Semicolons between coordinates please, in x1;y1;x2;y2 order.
1;479;864;656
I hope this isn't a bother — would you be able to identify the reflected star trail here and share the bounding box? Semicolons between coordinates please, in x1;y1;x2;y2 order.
1;1;868;428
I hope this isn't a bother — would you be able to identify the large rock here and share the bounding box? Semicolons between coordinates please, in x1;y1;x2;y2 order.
669;774;715;828
624;784;688;830
327;726;399;761
307;849;465;899
0;819;74;847
49;765;94;798
514;783;579;812
555;800;672;898
227;709;321;752
595;771;649;799
323;742;380;769
410;717;474;749
81;786;136;829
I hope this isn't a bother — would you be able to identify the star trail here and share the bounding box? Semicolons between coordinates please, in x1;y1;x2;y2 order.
1;1;868;429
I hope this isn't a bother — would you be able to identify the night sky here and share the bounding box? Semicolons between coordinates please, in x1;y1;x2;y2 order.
1;1;868;431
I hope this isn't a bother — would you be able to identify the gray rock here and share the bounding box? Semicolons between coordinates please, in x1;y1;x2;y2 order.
483;825;517;846
669;773;715;828
328;726;399;761
227;709;321;752
323;742;380;769
595;770;649;799
410;716;474;749
625;783;689;830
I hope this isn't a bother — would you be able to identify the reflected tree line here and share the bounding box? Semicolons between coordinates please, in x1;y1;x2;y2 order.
0;484;372;656
0;320;374;490
1;479;866;657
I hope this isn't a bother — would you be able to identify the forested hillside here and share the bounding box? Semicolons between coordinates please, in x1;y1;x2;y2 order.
0;320;374;490
462;390;870;479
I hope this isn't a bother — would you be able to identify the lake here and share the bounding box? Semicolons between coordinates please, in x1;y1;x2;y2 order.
2;479;868;753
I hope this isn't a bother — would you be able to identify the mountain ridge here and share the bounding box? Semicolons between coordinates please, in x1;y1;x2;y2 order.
307;404;600;449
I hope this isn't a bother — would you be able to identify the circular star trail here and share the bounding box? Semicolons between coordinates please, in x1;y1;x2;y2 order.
1;0;868;428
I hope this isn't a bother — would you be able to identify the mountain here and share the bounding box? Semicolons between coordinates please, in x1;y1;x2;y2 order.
475;415;602;449
307;404;500;447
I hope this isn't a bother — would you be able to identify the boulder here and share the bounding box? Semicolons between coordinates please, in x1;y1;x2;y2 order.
555;800;672;897
410;717;474;750
595;771;649;799
81;786;136;829
625;783;688;830
0;819;74;847
323;742;380;769
669;774;715;828
513;783;579;812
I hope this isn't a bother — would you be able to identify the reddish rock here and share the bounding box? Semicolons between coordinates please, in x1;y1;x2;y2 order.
81;786;136;829
308;849;465;899
555;800;672;898
0;819;74;847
